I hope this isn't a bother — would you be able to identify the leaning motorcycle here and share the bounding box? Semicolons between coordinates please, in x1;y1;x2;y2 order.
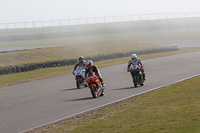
73;68;87;89
85;70;105;98
129;65;144;88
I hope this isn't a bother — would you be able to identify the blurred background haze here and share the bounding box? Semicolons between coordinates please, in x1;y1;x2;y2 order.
0;0;200;23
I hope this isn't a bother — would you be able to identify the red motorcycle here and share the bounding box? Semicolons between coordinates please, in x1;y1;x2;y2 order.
85;70;105;98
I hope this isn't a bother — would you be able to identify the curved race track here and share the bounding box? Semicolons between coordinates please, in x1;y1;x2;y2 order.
0;52;200;133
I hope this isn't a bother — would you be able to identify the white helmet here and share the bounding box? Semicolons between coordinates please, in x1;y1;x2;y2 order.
131;54;137;61
85;60;93;69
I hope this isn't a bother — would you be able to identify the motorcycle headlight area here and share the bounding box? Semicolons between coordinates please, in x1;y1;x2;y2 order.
88;77;93;81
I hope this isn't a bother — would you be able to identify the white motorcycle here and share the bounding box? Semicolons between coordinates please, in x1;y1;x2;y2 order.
73;68;87;89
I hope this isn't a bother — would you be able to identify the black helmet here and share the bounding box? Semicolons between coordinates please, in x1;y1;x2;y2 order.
79;56;84;62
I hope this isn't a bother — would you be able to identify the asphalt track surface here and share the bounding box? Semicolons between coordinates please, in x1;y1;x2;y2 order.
0;52;200;133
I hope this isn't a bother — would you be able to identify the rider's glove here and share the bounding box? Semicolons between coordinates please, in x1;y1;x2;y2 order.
127;69;130;72
72;71;75;75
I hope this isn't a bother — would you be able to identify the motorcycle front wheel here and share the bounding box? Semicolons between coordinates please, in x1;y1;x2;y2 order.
133;75;138;88
90;85;97;98
76;76;81;89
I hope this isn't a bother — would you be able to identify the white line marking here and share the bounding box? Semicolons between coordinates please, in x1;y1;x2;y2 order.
20;74;200;133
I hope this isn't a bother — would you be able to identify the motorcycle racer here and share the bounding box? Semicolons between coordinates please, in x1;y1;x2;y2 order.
127;54;146;80
73;56;86;74
85;60;105;87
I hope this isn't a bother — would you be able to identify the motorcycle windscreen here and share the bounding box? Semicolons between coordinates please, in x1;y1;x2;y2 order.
76;68;82;73
131;65;139;70
86;70;94;77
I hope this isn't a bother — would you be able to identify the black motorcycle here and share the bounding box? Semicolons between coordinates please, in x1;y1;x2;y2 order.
129;66;144;88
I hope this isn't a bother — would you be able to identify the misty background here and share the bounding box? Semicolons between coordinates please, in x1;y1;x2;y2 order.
0;0;200;23
1;0;200;52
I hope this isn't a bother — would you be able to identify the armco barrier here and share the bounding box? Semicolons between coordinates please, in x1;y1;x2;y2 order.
0;48;178;76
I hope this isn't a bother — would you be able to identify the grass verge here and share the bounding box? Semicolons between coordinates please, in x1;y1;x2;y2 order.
0;41;161;67
0;47;200;87
28;75;200;133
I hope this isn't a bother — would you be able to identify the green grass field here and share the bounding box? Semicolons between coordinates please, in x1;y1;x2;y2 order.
28;75;200;133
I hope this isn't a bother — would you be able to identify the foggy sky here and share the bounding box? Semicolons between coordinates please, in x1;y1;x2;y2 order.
0;0;200;23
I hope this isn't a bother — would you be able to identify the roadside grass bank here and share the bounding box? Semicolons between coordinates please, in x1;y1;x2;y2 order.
0;47;199;87
0;41;161;67
28;75;200;133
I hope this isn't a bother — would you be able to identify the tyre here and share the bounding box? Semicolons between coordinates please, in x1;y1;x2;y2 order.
90;85;97;98
76;76;81;89
133;75;137;88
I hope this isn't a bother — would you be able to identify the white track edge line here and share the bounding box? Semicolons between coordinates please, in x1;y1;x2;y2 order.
20;74;200;133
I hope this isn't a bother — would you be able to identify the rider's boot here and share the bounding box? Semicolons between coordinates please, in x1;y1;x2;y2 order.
143;73;146;80
84;84;88;87
101;82;105;87
98;76;105;87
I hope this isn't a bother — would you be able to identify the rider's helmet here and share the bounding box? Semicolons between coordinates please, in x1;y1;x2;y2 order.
78;56;84;63
131;54;137;61
85;60;93;69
